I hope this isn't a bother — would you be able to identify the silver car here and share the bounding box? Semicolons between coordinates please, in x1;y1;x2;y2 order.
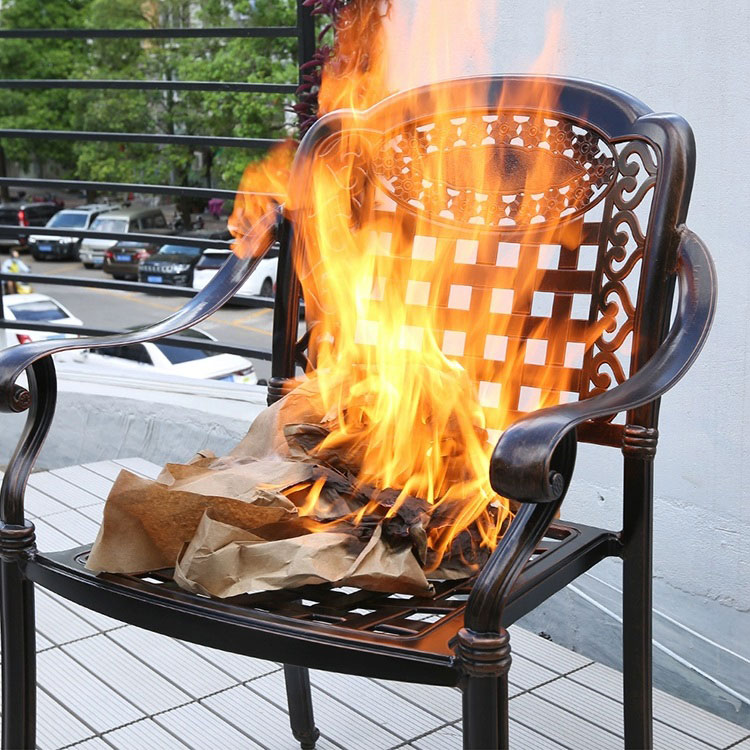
79;206;171;269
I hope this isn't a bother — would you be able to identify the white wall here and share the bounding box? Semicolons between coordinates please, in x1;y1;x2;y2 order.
385;0;749;725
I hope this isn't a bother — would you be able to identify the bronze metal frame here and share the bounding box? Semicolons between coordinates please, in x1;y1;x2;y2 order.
0;76;716;750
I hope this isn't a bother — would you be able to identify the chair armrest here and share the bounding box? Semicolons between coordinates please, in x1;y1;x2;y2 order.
0;210;277;526
490;226;717;504
464;227;716;634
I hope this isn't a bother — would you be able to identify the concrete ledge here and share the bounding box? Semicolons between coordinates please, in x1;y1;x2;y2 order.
0;364;268;470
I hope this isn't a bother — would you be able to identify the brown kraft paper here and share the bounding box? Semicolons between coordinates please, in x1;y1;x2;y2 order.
174;513;433;597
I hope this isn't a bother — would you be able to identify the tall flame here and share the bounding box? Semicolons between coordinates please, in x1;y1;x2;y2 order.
231;1;578;571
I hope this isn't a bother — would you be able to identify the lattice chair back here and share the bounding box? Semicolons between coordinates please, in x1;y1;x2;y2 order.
279;76;693;448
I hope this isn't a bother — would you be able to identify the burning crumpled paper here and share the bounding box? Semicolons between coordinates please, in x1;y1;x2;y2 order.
173;517;427;598
86;379;459;597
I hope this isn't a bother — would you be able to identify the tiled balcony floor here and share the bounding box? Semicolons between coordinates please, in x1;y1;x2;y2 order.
4;459;748;749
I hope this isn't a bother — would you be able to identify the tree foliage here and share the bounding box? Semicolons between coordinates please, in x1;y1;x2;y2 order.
0;0;298;193
0;0;90;175
176;0;298;188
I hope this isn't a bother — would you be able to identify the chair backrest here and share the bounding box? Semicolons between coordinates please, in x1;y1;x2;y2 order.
273;76;696;448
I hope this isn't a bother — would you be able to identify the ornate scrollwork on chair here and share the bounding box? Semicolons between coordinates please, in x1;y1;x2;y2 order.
373;113;617;229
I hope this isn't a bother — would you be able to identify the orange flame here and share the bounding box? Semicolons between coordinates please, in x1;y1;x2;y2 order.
228;140;296;258
230;2;594;571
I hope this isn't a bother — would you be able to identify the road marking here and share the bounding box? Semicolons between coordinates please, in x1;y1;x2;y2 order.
231;323;272;335
232;307;270;325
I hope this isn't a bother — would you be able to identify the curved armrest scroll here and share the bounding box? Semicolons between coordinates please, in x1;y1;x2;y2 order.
490;226;717;504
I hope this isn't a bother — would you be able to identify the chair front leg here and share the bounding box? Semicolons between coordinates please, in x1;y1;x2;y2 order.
0;521;37;750
459;627;511;750
284;664;320;750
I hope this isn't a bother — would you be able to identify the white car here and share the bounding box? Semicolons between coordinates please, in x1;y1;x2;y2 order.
1;293;83;349
74;327;258;384
27;204;117;261
192;243;279;298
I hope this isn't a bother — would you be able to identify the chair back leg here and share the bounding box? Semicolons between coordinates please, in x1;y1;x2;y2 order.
622;451;655;749
459;626;512;750
1;557;36;750
284;664;320;749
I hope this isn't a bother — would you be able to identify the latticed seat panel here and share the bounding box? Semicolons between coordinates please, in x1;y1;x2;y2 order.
300;111;658;444
54;522;584;642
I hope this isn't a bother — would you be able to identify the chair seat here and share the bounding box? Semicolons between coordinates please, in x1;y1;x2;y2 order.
24;520;618;686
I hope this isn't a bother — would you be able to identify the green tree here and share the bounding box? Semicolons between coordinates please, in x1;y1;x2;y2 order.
176;0;298;189
0;0;91;198
69;0;156;189
0;0;299;211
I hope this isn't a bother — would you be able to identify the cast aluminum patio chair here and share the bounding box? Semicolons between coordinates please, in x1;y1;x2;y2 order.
0;76;716;750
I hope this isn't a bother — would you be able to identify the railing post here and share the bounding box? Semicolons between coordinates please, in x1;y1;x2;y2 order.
0;144;10;202
269;217;300;404
297;0;316;82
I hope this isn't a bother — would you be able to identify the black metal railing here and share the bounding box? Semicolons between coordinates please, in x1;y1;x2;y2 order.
0;272;275;360
0;177;278;202
0;1;315;363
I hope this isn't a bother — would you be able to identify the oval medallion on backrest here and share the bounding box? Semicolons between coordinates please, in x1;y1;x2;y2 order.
372;112;617;231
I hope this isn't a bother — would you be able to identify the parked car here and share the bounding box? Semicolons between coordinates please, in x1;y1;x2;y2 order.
27;204;117;261
0;202;61;250
1;293;83;349
192;242;279;298
79;206;171;269
103;239;161;280
138;242;205;287
74;327;257;383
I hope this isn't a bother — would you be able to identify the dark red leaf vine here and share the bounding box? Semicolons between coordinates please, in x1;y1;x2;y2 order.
293;0;392;137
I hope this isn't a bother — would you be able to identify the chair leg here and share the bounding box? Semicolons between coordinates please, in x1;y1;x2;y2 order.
622;448;654;750
497;670;509;749
462;673;509;750
1;558;36;750
622;541;653;749
284;665;320;750
459;626;511;750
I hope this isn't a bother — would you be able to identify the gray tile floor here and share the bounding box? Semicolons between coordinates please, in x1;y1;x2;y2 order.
5;459;748;749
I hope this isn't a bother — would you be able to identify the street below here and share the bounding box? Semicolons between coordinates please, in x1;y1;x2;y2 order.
11;256;276;381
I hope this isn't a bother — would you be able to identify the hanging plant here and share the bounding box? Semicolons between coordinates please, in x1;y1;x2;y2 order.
294;0;392;136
